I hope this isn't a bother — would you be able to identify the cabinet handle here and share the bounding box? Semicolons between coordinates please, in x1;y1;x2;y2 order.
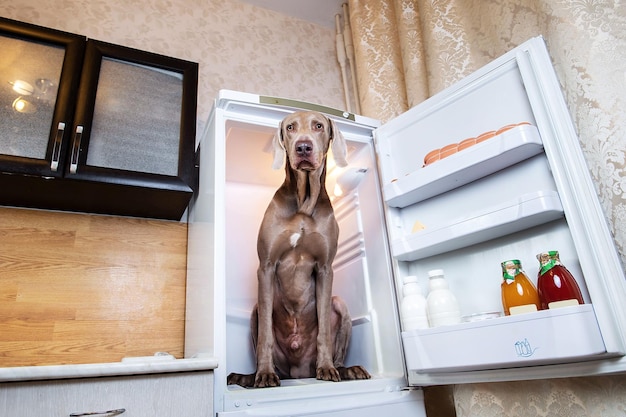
50;122;66;172
69;409;126;416
69;125;83;174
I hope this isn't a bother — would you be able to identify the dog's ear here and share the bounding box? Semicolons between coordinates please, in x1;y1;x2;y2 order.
271;121;286;169
329;118;348;167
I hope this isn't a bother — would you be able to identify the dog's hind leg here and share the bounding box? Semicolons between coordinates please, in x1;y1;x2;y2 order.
227;305;283;388
331;296;352;367
226;372;256;387
331;296;372;381
226;306;260;387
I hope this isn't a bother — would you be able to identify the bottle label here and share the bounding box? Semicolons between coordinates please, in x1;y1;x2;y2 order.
509;304;538;315
548;299;580;309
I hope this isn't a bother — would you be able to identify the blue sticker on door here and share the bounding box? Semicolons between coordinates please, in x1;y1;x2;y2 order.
515;338;539;357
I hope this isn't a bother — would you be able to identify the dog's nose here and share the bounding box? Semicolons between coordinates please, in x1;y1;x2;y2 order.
295;140;314;157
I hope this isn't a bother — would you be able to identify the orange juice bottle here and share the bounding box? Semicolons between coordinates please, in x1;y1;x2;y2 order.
501;259;541;315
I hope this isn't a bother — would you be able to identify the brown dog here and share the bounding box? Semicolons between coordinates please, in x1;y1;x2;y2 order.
227;111;371;388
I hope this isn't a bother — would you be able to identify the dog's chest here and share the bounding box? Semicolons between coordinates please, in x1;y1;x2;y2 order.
280;212;336;256
273;214;332;304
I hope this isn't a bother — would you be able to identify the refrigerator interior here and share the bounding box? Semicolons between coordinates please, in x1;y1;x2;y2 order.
186;97;428;416
221;116;411;393
184;94;425;414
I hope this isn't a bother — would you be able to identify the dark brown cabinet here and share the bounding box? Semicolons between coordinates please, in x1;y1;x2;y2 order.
0;17;198;220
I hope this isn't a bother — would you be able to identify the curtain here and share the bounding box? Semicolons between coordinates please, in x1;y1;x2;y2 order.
347;1;626;415
348;0;626;278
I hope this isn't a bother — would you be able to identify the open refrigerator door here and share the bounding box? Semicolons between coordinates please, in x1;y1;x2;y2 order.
373;36;626;385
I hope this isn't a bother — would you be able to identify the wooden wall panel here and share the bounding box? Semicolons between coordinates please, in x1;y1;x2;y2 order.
0;207;187;367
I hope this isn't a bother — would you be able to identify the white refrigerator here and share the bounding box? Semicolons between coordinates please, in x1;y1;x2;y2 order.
186;36;626;416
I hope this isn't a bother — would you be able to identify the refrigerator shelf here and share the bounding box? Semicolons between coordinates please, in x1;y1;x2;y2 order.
384;124;543;208
402;304;606;373
391;190;564;261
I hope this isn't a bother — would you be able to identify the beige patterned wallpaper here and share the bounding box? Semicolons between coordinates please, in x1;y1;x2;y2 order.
454;375;626;417
0;0;346;134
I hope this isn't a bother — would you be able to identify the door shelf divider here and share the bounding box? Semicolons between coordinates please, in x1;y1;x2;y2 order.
391;190;564;261
384;124;544;208
402;304;606;373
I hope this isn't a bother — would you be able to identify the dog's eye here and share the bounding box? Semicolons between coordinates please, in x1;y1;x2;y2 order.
286;124;294;131
315;123;323;130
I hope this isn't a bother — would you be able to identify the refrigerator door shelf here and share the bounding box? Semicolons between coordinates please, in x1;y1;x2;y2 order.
383;123;543;208
402;304;606;373
392;189;563;261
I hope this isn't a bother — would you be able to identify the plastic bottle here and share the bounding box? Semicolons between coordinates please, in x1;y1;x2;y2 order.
536;251;584;309
400;275;429;331
426;269;461;327
500;259;541;315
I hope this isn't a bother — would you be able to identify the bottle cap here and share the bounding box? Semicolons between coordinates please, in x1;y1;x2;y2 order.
536;251;561;274
501;260;522;281
428;269;444;278
536;251;560;262
501;259;521;269
403;275;418;284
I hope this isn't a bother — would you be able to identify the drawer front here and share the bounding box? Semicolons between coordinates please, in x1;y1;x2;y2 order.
0;372;213;417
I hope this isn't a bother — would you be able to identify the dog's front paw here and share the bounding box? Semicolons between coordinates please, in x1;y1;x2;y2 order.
316;366;341;382
338;365;371;380
254;371;281;388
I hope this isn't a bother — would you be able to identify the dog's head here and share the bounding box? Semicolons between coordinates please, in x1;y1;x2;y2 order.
272;111;348;171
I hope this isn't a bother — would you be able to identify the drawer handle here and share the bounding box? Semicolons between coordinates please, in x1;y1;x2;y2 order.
50;121;66;172
69;125;83;174
70;408;126;416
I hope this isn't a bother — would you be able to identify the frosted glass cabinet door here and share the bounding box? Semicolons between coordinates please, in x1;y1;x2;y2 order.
68;40;197;194
0;17;85;177
0;37;62;159
86;58;182;177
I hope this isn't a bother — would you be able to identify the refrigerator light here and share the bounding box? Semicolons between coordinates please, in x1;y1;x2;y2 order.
334;167;367;196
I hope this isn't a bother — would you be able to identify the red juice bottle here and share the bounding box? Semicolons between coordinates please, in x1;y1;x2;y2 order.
536;251;584;309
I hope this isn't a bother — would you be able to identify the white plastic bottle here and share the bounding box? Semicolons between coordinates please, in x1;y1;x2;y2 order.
426;269;461;327
400;275;429;331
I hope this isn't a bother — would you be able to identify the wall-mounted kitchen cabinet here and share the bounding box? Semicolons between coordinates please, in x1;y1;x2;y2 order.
0;17;198;220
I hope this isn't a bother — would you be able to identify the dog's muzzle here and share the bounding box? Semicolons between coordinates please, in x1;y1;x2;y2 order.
293;140;318;170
